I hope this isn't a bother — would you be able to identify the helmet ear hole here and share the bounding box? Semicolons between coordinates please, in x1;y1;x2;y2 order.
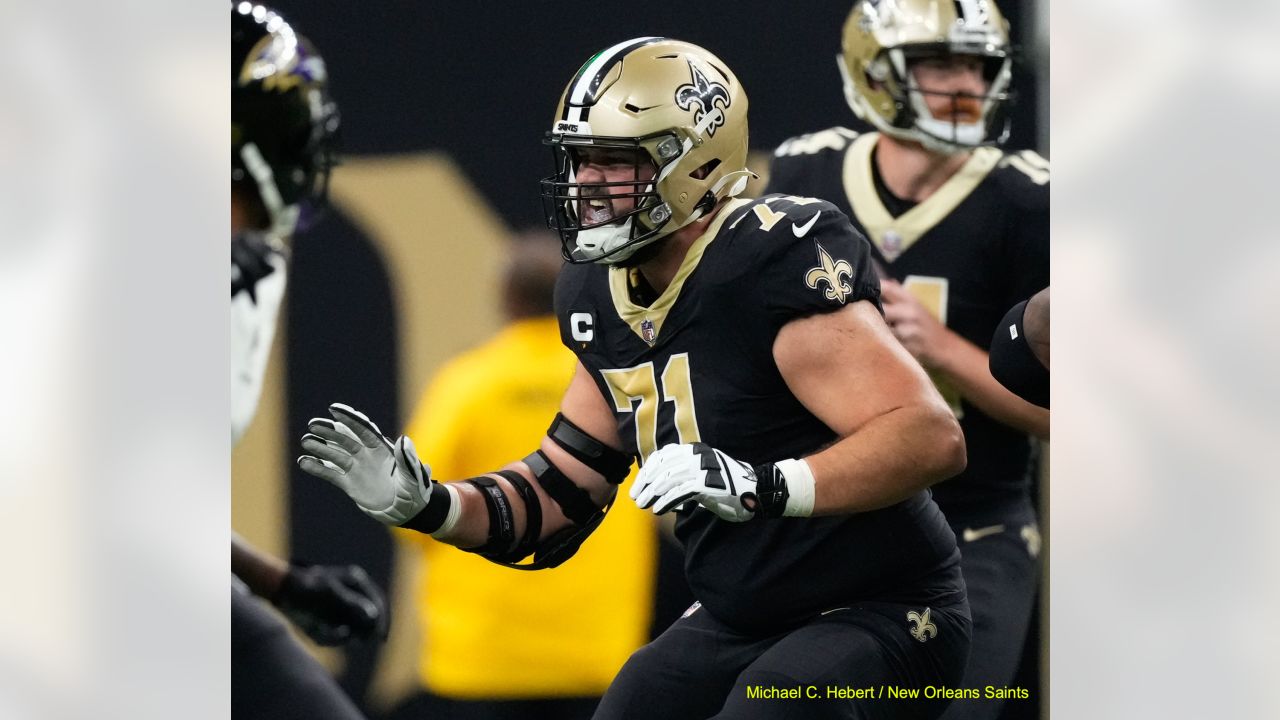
689;158;720;180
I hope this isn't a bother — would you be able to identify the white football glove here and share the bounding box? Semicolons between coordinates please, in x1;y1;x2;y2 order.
297;403;432;526
631;443;762;521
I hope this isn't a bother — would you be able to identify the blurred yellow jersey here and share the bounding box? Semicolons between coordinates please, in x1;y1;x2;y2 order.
401;316;655;699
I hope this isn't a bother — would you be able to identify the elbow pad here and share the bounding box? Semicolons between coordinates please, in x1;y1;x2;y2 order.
546;413;632;485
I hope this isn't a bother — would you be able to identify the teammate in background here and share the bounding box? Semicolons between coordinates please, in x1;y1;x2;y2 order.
385;232;655;720
763;2;1049;718
299;38;971;719
231;5;387;719
990;287;1049;409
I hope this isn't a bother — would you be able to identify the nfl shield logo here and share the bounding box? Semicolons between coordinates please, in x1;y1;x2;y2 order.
884;230;902;253
641;318;657;344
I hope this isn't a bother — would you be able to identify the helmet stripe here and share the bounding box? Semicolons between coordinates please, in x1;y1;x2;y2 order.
563;36;665;123
954;0;991;25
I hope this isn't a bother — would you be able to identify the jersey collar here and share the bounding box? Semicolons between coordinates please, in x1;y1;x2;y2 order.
842;132;1000;262
608;198;751;345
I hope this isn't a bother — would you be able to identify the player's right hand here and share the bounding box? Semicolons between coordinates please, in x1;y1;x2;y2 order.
297;403;433;526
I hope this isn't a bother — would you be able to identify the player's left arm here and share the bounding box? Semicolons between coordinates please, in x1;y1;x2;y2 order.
772;300;967;515
881;279;1049;438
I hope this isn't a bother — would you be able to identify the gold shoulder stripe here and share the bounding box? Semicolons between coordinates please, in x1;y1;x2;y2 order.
1018;149;1050;169
609;198;752;344
775;127;859;157
1004;151;1050;185
842;132;1000;261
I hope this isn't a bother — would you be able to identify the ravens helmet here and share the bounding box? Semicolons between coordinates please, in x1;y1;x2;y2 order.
232;2;339;238
541;38;754;265
840;0;1013;154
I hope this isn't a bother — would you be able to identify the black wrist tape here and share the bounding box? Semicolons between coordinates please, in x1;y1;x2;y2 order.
401;483;453;534
748;463;789;519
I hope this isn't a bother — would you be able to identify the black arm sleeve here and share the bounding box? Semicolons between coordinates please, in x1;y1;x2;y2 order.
989;299;1049;409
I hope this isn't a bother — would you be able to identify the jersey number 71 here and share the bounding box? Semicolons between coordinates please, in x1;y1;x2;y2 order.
600;353;701;464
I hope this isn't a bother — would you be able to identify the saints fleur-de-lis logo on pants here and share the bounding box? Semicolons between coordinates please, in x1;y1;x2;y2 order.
675;59;731;137
805;242;855;304
907;608;937;643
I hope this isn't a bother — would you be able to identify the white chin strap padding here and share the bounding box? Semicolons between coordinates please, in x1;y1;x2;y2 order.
575;219;637;262
908;89;986;147
920;118;984;147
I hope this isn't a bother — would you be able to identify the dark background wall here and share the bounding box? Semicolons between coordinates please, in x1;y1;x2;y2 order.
273;0;1043;226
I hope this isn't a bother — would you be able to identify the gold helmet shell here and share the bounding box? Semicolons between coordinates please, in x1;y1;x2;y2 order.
541;37;754;264
839;0;1013;154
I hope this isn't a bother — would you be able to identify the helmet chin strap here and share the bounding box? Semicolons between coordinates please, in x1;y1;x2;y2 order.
574;219;641;263
570;161;658;263
575;166;755;265
240;142;300;240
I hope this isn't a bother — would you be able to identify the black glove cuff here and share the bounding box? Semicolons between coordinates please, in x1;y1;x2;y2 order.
750;463;790;519
402;482;453;534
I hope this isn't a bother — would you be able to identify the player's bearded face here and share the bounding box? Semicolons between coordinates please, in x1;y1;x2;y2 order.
572;148;657;227
909;54;990;125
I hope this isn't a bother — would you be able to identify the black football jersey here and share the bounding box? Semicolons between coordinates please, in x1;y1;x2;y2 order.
765;128;1050;523
555;195;963;632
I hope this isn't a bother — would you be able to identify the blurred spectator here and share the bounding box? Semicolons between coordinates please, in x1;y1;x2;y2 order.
384;232;656;720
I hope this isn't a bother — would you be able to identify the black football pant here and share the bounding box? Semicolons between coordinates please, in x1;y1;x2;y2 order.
594;597;971;720
938;513;1040;720
232;586;366;720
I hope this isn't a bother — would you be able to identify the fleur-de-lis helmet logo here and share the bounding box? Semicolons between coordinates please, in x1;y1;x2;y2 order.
907;608;937;643
675;59;731;137
804;242;855;304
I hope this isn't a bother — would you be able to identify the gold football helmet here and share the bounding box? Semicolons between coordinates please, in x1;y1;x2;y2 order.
541;38;754;264
839;0;1012;154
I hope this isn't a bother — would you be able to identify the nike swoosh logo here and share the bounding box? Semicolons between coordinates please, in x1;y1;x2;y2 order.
792;213;820;237
962;524;1005;543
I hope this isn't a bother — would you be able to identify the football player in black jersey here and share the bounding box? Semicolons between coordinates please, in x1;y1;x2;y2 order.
299;38;969;719
231;5;387;719
763;2;1049;718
